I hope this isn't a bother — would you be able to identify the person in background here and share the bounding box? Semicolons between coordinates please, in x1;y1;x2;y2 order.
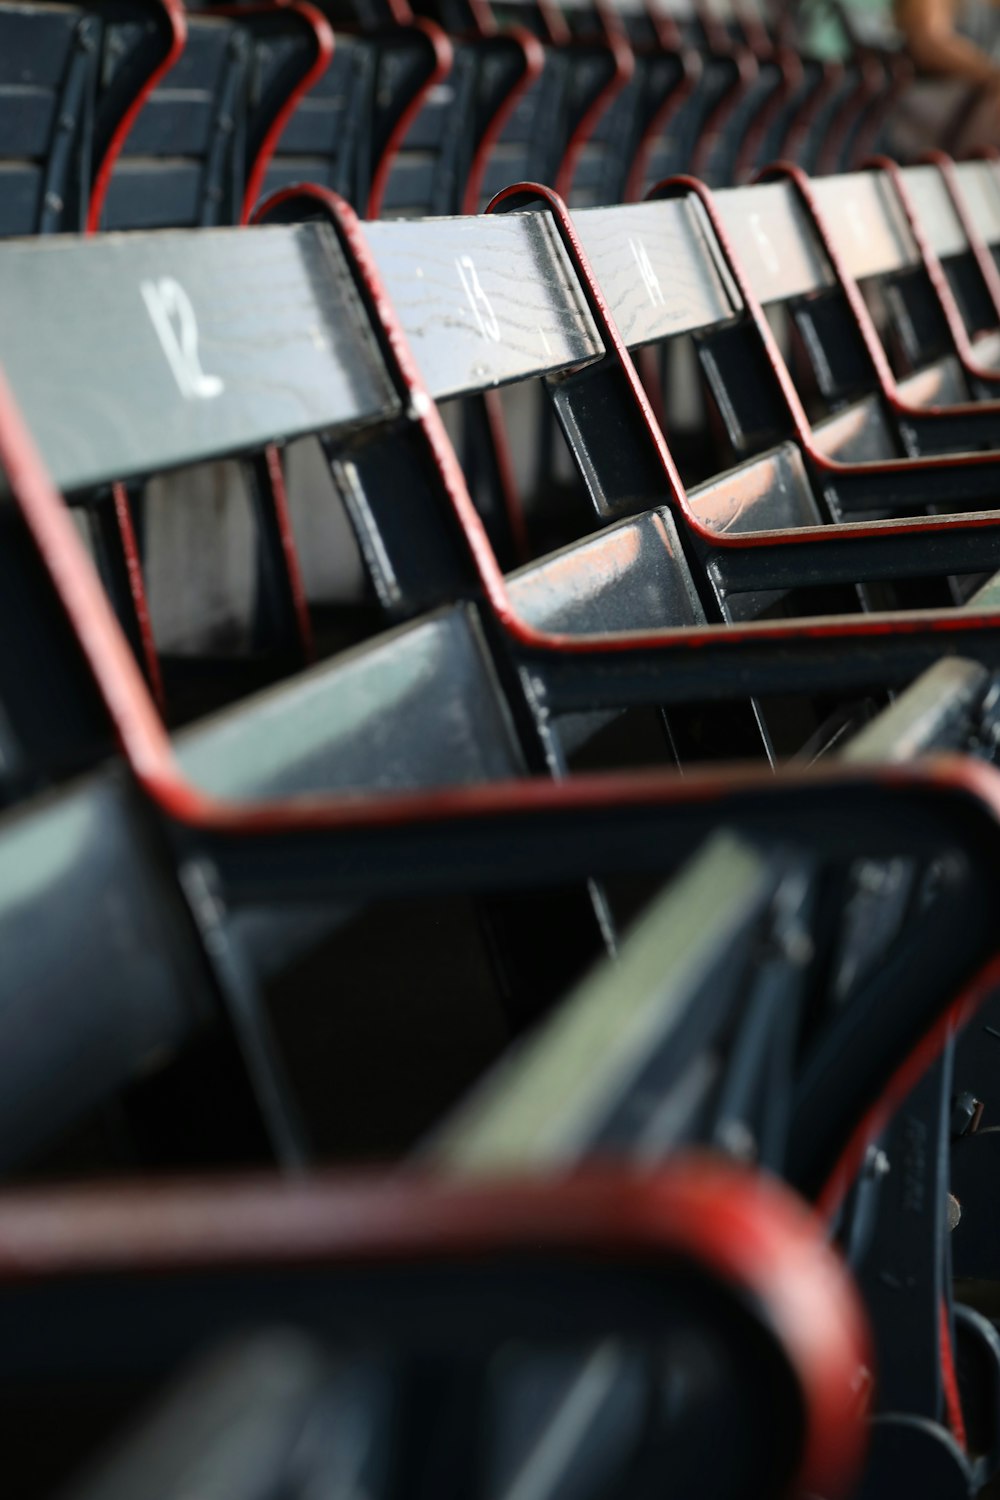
891;0;1000;151
801;0;1000;154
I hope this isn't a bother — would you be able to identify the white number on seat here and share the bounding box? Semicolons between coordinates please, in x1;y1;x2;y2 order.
141;276;225;401
456;255;501;343
845;198;868;247
748;213;779;277
629;236;666;308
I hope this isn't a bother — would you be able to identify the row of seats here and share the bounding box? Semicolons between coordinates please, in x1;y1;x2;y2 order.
5;150;1000;1496
0;0;937;240
10;0;1000;1493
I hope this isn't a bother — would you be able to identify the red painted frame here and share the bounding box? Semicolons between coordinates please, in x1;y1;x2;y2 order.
689;8;761;181
86;0;188;234
367;19;454;220
863;153;1000;388
554;4;635;202
85;0;187;705
216;1;337;227
651;170;1000;524
461;26;545;215
782;56;846;167
733;0;809;182
816;50;884;178
0;1156;872;1499
110;480;166;711
925;149;1000;332
624;3;703;203
755;161;1000;421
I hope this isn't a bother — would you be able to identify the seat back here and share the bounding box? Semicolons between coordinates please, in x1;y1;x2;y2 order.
251;32;378;210
0;217;399;742
0;2;100;236
0;0;182;237
99;12;251;229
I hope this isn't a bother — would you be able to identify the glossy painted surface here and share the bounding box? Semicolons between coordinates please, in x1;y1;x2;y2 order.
358;163;1000;369
365;208;602;395
177;604;524;797
843;657;991;763
508;507;705;632
0;771;210;1167
436;832;774;1168
577;193;739;345
0;223;397;491
688;443;821;536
